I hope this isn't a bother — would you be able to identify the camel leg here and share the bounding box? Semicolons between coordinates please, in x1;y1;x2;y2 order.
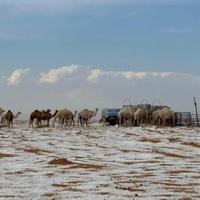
118;116;121;127
52;118;56;128
7;120;10;128
36;119;40;128
31;120;34;128
80;117;83;127
77;119;80;127
63;119;67;128
1;118;3;126
29;120;33;128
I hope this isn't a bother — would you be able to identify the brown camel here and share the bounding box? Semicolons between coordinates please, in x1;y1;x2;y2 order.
29;109;58;128
4;110;14;127
1;111;22;125
29;110;42;128
41;109;58;127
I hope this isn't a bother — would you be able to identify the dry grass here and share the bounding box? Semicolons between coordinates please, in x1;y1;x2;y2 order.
48;158;105;170
0;153;15;158
156;150;192;159
23;148;53;155
139;137;161;143
182;142;200;148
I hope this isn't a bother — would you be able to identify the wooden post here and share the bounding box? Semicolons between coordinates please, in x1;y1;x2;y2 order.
193;97;199;127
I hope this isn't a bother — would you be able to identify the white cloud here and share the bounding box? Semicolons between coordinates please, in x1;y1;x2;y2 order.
122;71;147;79
86;69;180;82
7;68;30;85
39;65;79;84
37;66;200;85
1;65;200;114
151;72;175;78
87;69;103;82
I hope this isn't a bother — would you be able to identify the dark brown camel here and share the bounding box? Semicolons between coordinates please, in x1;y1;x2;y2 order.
29;109;58;128
4;110;14;127
29;110;42;128
41;109;58;127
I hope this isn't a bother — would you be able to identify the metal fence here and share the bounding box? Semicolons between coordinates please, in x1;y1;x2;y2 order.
175;112;200;126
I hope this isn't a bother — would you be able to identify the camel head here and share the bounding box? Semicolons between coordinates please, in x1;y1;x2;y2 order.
50;110;58;118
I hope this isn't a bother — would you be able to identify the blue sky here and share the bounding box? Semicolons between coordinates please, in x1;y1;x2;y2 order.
0;0;200;114
0;0;200;73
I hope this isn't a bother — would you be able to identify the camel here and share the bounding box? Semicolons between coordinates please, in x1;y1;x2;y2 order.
41;109;58;127
152;107;175;127
134;108;149;126
78;108;98;127
29;110;42;128
152;110;162;125
159;107;175;127
118;107;135;126
146;106;171;125
53;109;77;128
134;105;166;126
1;111;22;125
4;110;14;127
29;109;58;128
63;110;78;127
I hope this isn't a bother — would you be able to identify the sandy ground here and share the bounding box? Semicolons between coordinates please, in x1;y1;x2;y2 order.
0;122;200;200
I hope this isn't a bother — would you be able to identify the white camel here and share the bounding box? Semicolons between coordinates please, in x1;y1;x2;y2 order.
118;107;134;126
152;107;175;126
78;108;98;127
53;109;77;128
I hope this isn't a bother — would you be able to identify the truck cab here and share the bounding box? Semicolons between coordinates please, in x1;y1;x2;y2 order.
101;108;120;125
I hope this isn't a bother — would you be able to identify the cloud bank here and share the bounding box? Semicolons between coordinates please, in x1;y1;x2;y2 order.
7;68;30;85
0;65;199;115
39;65;79;84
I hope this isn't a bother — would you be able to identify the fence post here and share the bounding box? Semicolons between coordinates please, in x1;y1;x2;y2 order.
193;97;199;127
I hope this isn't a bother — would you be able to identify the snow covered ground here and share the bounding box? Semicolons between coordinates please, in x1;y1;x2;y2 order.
0;122;200;200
